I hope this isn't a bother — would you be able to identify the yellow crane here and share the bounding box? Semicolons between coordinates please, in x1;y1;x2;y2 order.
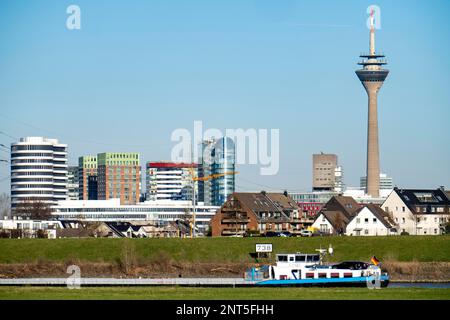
188;168;238;237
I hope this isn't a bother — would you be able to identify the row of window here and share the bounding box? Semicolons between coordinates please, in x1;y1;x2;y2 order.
11;145;66;151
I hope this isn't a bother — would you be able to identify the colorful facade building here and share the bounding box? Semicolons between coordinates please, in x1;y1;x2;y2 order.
78;155;97;200
97;152;140;205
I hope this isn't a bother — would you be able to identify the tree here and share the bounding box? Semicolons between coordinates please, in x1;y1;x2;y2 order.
0;193;10;219
333;214;345;235
445;221;450;234
13;198;52;220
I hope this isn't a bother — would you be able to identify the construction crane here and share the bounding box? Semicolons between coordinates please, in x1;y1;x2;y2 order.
188;167;238;238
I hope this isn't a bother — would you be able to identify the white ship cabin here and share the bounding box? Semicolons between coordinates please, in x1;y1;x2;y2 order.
271;253;374;280
276;253;321;266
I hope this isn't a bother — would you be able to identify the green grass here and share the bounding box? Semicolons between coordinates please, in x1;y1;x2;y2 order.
0;236;450;263
0;286;448;300
0;236;449;264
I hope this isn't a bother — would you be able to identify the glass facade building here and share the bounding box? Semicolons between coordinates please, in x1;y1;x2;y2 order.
199;137;236;206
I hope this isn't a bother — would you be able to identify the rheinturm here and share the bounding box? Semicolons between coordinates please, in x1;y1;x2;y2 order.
355;10;389;198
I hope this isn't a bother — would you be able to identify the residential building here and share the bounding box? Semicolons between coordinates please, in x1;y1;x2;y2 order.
345;204;397;236
199;137;236;206
68;166;79;200
78;156;97;200
146;162;197;201
381;187;450;235
10;137;68;208
210;191;304;237
0;218;62;239
97;152;140;205
311;196;361;235
311;211;350;235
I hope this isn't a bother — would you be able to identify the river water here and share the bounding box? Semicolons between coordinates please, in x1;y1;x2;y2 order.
389;282;450;288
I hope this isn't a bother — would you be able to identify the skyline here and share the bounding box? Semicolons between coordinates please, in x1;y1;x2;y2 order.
1;0;449;194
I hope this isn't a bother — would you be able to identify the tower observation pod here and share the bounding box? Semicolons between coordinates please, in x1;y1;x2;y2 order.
355;9;389;198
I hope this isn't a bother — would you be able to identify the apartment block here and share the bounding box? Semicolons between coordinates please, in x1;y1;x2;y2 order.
97;152;140;205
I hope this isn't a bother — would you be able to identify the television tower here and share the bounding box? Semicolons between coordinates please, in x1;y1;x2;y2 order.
355;10;389;198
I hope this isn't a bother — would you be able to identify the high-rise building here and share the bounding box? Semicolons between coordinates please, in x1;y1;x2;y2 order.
97;152;140;205
78;156;97;200
334;166;345;193
355;10;389;197
360;173;393;192
88;175;98;200
10;137;68;207
199;137;236;206
312;153;337;191
67;166;79;200
146;162;197;201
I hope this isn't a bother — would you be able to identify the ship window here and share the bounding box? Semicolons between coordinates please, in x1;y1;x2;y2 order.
307;255;320;262
289;256;295;262
277;255;288;262
295;255;306;262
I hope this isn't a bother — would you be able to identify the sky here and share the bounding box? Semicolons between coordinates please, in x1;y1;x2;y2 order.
0;0;449;194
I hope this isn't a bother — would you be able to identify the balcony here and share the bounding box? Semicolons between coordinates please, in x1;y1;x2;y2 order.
222;229;246;236
221;218;250;224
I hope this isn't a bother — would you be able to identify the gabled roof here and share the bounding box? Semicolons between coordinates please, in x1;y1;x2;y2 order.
351;204;396;229
392;188;450;211
320;196;360;218
225;192;298;221
319;211;349;231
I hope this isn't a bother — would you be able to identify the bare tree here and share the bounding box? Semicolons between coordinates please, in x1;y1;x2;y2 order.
334;214;345;235
0;193;10;219
13;198;52;220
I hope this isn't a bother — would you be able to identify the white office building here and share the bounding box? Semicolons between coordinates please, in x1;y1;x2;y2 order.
11;137;68;208
52;198;219;235
145;162;197;201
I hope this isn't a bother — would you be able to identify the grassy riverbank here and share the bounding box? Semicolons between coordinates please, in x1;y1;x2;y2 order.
0;286;449;300
1;236;449;264
0;237;449;280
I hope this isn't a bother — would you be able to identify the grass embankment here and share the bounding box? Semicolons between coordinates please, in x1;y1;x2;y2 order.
1;236;449;264
0;286;449;300
0;236;449;279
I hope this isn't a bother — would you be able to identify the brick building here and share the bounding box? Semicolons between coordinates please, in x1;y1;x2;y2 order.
210;191;309;237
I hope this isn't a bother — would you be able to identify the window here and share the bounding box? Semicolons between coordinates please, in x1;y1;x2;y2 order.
402;207;405;212
402;218;405;223
364;218;369;224
373;218;377;223
364;229;369;235
356;218;360;224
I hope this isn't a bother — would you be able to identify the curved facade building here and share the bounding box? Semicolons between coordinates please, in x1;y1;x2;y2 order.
10;137;68;208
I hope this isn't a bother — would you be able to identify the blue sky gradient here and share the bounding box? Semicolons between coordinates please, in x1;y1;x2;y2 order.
0;0;449;193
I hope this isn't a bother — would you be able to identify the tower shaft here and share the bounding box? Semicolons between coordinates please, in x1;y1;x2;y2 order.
355;12;388;198
365;83;382;197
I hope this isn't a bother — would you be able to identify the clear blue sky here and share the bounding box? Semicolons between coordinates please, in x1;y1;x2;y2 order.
0;0;449;194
